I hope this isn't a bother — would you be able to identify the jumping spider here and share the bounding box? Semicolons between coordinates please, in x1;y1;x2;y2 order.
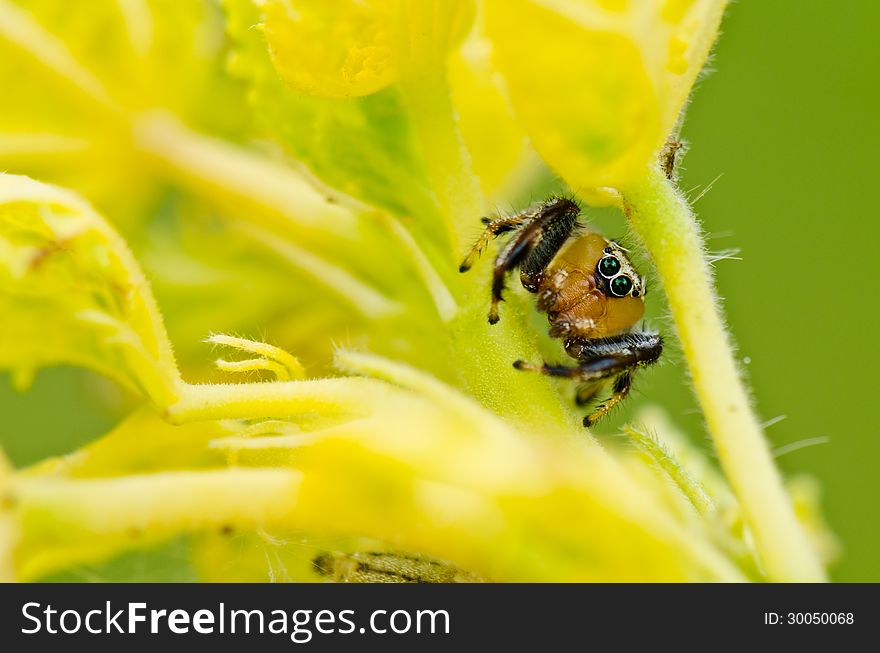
459;197;662;427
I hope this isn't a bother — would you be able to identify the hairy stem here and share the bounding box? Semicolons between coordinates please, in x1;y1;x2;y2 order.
623;425;714;517
398;70;582;432
622;165;825;582
167;379;381;424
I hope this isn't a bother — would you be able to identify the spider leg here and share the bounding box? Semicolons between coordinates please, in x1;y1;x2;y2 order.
567;333;663;373
460;198;581;324
517;204;582;293
517;333;662;426
512;359;618;382
584;372;632;427
458;213;532;273
575;333;661;426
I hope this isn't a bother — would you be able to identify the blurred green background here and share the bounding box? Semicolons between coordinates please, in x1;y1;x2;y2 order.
649;0;880;581
1;0;877;581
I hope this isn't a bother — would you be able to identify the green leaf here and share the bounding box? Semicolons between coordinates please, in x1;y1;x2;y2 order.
223;0;439;225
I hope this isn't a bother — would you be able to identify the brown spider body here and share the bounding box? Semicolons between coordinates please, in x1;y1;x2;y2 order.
534;232;646;343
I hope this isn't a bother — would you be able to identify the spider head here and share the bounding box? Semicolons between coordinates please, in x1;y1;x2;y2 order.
594;241;645;299
548;233;646;336
592;239;646;335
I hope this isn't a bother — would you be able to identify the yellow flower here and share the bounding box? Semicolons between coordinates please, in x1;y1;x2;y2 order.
261;0;398;99
261;0;475;98
0;172;747;582
0;1;828;583
482;0;728;204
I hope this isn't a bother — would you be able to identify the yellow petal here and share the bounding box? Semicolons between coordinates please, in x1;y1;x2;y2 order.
261;0;397;99
24;409;227;479
448;30;531;199
483;0;728;197
12;468;302;580
0;173;182;405
260;0;475;98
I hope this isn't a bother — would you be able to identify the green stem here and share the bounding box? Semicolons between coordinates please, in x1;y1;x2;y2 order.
132;112;356;235
398;71;577;432
381;214;459;321
623;425;714;517
622;165;825;582
398;70;484;257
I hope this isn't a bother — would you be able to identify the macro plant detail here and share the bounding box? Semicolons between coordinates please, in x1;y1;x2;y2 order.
459;196;663;428
0;0;833;582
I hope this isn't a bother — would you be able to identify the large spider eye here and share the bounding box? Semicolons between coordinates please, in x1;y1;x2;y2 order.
598;256;621;278
610;275;634;297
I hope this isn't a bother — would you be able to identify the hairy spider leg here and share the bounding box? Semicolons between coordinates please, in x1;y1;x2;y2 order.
514;360;632;426
515;359;634;427
512;358;620;381
515;332;662;426
460;198;581;324
458;212;534;273
583;372;632;427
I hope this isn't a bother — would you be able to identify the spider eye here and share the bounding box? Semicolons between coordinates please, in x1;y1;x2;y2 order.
598;256;621;278
610;275;634;297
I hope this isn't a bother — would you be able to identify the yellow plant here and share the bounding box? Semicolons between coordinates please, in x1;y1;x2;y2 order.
0;0;829;582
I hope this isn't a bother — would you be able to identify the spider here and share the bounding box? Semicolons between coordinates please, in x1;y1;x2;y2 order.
459;197;662;427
